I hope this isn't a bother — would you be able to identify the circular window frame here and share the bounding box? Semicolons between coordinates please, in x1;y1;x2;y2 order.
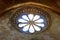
10;5;51;35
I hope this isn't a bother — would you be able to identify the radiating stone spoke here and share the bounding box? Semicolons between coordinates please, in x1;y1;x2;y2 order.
29;25;35;33
33;25;41;31
18;19;28;22
35;22;43;24
22;25;29;31
35;24;45;27
18;24;27;27
22;15;29;21
35;19;44;23
33;15;40;21
28;14;34;20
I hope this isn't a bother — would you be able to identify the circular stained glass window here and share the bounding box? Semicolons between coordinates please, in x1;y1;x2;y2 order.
18;14;46;33
11;6;51;34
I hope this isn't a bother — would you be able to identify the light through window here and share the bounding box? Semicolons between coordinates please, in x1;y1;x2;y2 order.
17;14;46;33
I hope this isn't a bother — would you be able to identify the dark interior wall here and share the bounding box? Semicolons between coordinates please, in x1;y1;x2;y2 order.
0;0;60;15
0;0;59;10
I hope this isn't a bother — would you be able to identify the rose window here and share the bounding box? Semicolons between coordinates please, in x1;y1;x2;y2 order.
10;6;50;34
17;13;46;33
